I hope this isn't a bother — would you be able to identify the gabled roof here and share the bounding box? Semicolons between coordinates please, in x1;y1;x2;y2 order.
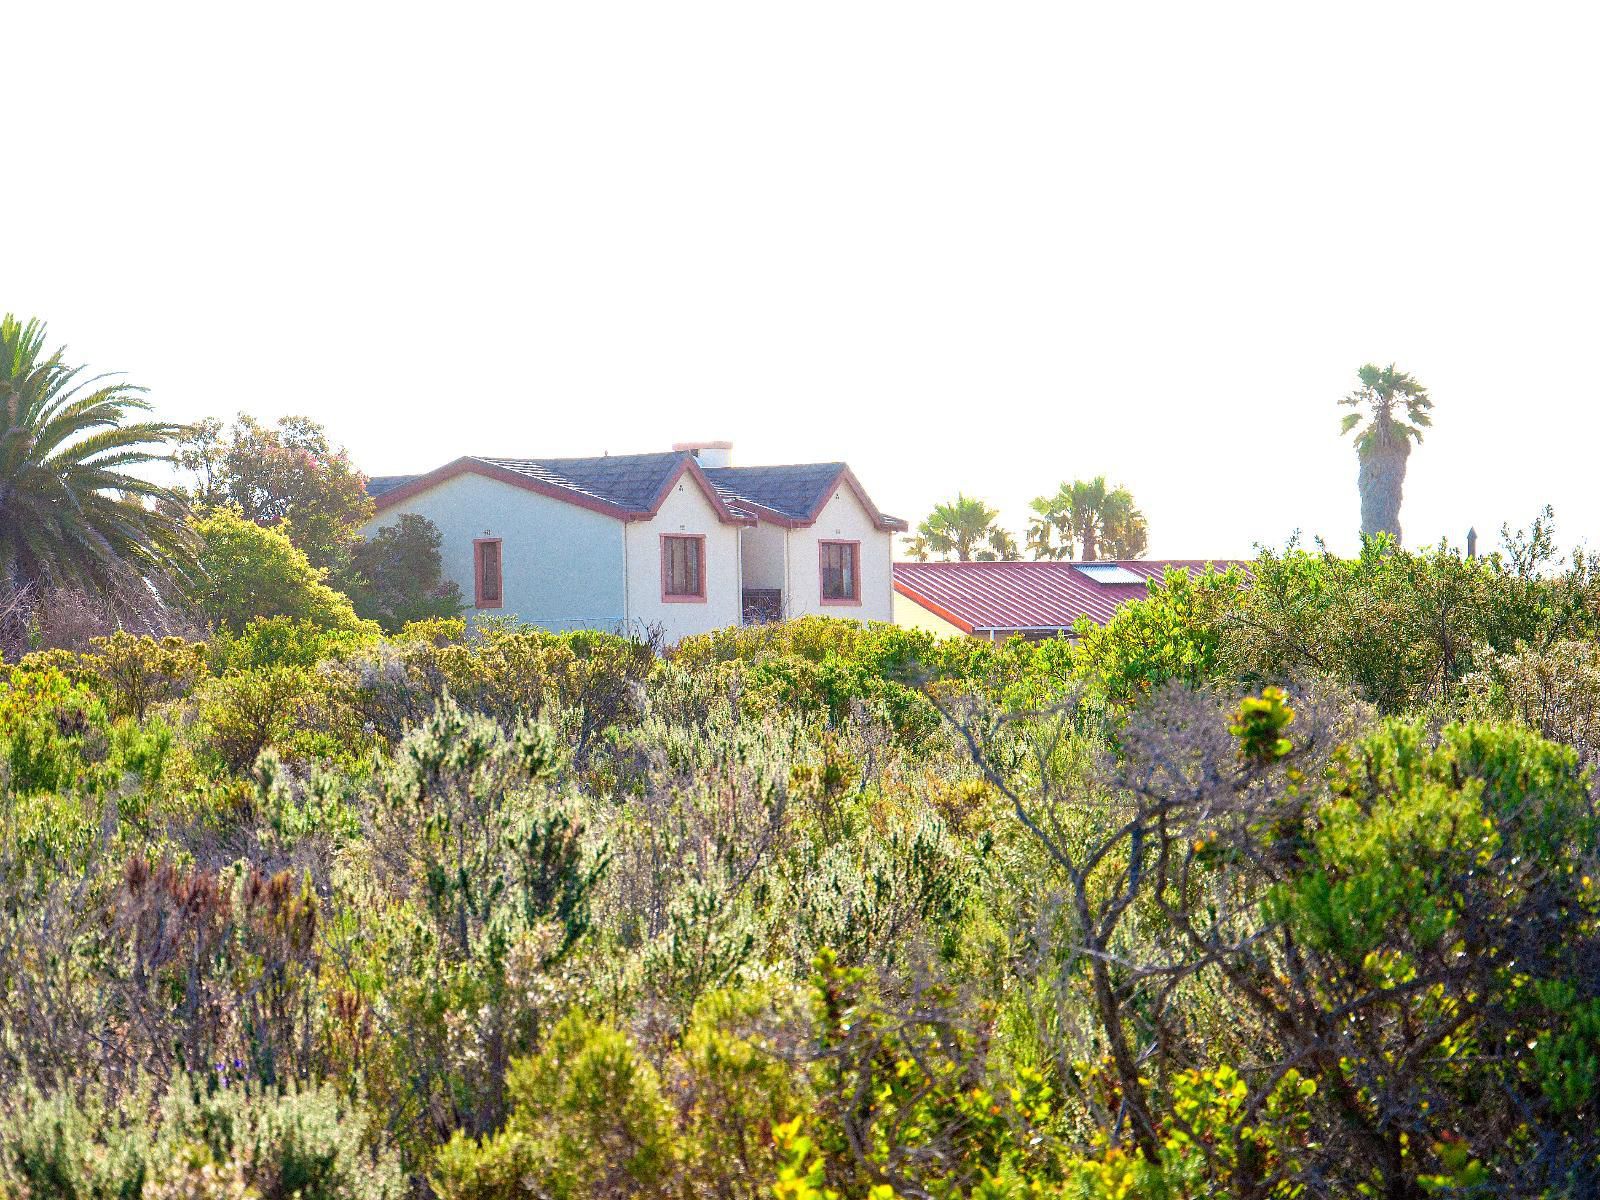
892;559;1247;635
703;463;908;532
368;451;906;531
479;452;703;513
369;452;755;525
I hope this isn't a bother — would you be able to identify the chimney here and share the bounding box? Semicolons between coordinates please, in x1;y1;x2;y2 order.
673;440;733;469
1467;527;1478;559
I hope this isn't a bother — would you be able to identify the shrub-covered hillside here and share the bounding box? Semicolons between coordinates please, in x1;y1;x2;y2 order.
1;538;1598;1198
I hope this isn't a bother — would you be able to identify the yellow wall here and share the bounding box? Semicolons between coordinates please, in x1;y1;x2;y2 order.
893;590;969;638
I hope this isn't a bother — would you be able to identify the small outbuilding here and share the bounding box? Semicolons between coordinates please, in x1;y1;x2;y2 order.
892;559;1244;641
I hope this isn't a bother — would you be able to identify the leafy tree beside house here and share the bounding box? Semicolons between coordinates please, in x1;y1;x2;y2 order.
190;507;373;635
178;413;374;576
347;513;463;631
1340;362;1432;544
1027;476;1147;561
0;314;193;615
906;494;1018;562
178;414;455;634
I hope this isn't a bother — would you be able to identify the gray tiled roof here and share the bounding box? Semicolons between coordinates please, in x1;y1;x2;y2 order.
475;452;687;513
366;474;421;498
701;463;846;520
366;451;886;526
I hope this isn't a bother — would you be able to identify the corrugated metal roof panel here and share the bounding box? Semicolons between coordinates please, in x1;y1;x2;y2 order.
892;560;1247;634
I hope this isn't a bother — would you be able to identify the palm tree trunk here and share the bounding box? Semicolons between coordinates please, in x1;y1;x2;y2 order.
1358;441;1409;544
0;567;33;662
1081;524;1098;562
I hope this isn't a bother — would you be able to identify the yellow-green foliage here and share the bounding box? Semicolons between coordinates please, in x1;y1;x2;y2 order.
678;980;813;1190
1072;565;1245;709
190;506;377;635
672;615;1076;745
1;581;1598;1200
1276;720;1592;960
0;662;105;795
959;1067;1318;1199
193;664;325;773
432;1011;678;1200
211;615;374;673
48;632;210;722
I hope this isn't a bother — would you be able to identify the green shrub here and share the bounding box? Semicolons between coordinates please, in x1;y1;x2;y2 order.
350;695;609;1142
0;1080;404;1200
347;512;464;632
0;1084;147;1200
66;632;209;722
1464;638;1600;767
190;507;376;636
0;664;107;796
193;665;322;774
1073;565;1244;709
431;1011;678;1200
678;980;813;1196
211;616;372;674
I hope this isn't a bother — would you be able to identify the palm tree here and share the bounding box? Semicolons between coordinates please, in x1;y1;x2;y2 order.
0;315;192;603
1027;476;1147;561
908;494;1018;561
1340;363;1432;544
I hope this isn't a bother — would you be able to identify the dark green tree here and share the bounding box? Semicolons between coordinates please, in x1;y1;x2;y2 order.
348;513;463;631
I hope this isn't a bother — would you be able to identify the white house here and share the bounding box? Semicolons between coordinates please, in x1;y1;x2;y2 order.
363;441;906;641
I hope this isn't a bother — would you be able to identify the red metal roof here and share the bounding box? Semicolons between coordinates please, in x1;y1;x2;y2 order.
892;559;1246;635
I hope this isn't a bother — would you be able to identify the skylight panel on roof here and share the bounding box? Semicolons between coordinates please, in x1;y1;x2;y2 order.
1074;563;1147;585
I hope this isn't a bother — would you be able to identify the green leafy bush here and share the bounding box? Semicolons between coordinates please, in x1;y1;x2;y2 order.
189;507;376;636
431;1011;678;1200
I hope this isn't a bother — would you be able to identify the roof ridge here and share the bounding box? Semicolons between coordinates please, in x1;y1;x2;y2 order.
701;461;846;472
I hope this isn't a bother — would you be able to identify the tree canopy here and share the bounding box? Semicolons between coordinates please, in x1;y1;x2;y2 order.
178;413;374;575
907;493;1018;561
348;512;464;631
1026;476;1147;561
189;506;373;634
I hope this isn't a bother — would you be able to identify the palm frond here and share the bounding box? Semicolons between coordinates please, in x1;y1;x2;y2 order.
0;315;189;597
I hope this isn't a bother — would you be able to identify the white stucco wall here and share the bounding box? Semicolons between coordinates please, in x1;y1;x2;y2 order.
624;477;742;642
782;488;895;623
362;474;626;632
892;590;969;638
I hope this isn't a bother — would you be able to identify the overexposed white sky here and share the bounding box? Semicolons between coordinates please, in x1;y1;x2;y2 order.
7;3;1598;559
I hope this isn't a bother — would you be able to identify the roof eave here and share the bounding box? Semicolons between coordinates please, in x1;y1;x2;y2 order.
731;498;803;528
